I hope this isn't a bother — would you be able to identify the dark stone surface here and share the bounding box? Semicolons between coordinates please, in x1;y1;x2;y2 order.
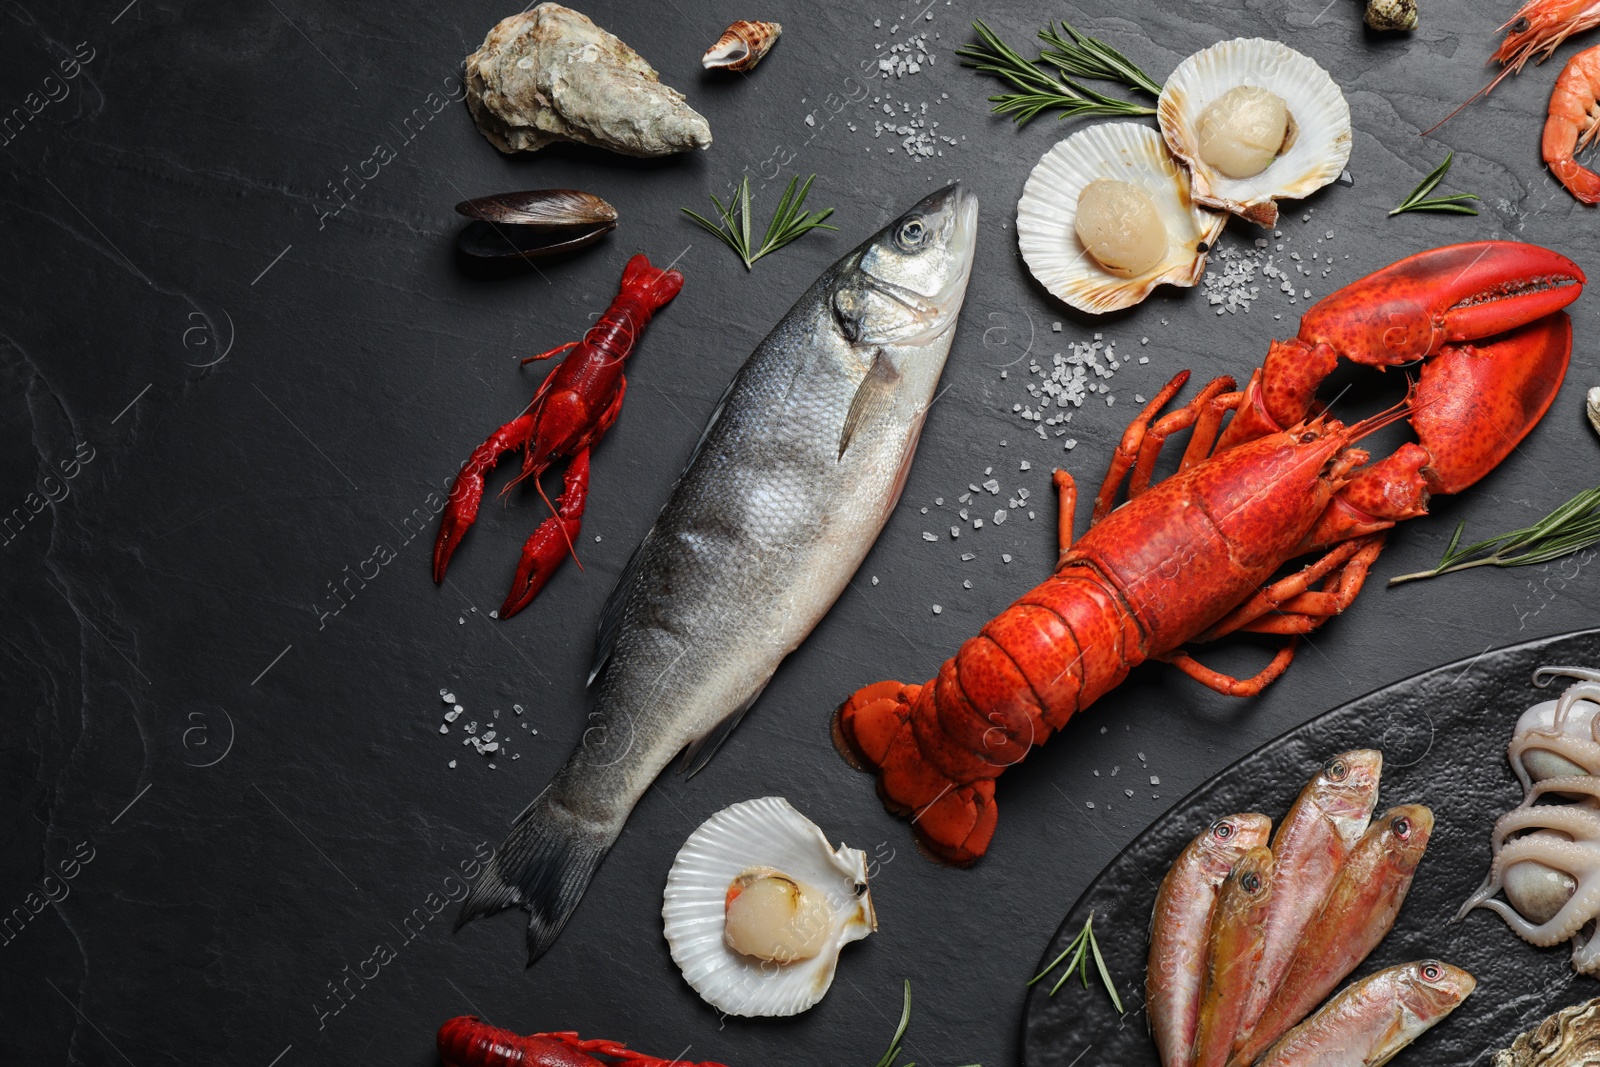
2;1;1598;1066
1023;629;1600;1067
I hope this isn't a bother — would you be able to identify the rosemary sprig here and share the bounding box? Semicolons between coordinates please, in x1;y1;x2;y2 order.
682;174;837;269
1389;487;1600;585
956;20;1157;125
1027;909;1125;1012
871;981;982;1067
1389;151;1482;216
1037;21;1162;97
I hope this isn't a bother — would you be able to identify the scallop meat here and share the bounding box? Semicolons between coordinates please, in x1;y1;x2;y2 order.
1016;121;1227;315
1158;38;1351;227
662;796;875;1017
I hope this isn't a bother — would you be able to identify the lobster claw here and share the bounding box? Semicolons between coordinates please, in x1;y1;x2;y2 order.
1411;312;1572;493
1296;241;1585;366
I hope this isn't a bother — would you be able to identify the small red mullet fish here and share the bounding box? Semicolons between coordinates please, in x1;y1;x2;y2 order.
1232;805;1433;1066
1239;751;1382;1043
1255;960;1474;1067
1194;846;1277;1067
1148;814;1273;1067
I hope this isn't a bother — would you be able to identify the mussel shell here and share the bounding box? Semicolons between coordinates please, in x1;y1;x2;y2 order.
455;220;616;260
454;189;618;230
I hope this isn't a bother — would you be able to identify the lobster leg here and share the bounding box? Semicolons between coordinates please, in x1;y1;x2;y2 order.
434;413;539;583
1236;537;1386;634
1128;375;1237;497
523;341;579;365
1054;469;1077;557
501;449;592;619
1201;534;1385;640
1161;640;1300;697
1090;371;1191;524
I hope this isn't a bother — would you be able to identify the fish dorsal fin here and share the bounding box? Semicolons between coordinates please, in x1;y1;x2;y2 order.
839;348;900;459
676;682;770;778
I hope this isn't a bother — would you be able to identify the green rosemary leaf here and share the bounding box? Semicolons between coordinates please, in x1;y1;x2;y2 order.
1389;487;1600;584
1086;916;1126;1013
960;20;1155;124
1391;152;1481;216
683;174;836;270
872;981;914;1067
1037;21;1162;96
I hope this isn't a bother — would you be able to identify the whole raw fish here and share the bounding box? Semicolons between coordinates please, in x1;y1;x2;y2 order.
1232;805;1433;1066
1239;751;1383;1040
1149;814;1273;1067
1194;846;1276;1067
1256;960;1474;1067
458;185;980;962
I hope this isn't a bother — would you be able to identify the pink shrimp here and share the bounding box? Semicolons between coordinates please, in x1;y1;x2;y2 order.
1544;44;1600;202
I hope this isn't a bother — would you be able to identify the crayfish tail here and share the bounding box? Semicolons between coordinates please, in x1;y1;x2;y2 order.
456;794;618;966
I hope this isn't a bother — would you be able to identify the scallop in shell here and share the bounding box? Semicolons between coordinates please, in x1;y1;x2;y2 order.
663;796;875;1017
1016;121;1226;315
1158;38;1352;227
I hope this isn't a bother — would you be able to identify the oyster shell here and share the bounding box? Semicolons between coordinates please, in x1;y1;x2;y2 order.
703;21;782;72
465;3;712;157
662;797;875;1017
1587;386;1600;436
1495;996;1600;1066
1016;121;1226;314
1159;38;1352;227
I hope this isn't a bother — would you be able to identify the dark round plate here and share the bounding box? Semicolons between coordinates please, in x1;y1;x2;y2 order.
1021;628;1600;1067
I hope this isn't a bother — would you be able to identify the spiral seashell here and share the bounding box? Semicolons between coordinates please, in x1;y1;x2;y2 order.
1365;0;1418;31
702;20;782;72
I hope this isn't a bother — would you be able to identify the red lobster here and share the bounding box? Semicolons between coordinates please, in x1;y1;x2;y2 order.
835;241;1585;865
438;1016;728;1067
433;254;683;618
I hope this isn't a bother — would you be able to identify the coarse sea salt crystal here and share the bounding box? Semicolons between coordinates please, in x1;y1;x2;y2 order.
922;531;937;541
932;604;942;614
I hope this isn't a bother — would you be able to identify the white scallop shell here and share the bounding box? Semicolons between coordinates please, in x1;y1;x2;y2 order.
1159;38;1352;227
1016;121;1227;315
663;797;875;1018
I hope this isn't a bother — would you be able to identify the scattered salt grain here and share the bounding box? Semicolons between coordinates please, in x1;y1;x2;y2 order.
1150;775;1161;786
448;759;457;768
1001;553;1012;563
932;604;942;614
871;575;880;585
922;531;937;541
993;510;1007;524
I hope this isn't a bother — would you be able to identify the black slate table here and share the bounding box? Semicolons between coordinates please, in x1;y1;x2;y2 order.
3;1;1598;1065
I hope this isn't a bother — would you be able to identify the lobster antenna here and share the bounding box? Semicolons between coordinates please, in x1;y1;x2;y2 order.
1421;76;1499;136
1346;379;1421;443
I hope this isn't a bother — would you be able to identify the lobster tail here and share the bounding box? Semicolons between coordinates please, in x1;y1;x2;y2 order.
618;253;685;314
836;571;1138;864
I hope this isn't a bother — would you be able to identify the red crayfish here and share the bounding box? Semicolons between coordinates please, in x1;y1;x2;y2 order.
438;1016;728;1067
835;241;1585;865
433;254;683;618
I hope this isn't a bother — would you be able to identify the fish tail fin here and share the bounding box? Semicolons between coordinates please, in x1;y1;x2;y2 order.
455;794;617;965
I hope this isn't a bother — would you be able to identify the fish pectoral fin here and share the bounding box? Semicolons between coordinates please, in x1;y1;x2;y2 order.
677;683;769;778
839;348;901;460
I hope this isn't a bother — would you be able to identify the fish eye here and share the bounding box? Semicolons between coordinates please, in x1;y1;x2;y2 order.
1420;962;1441;981
1325;758;1347;781
897;218;927;249
1392;815;1411;838
1241;871;1261;892
1213;821;1234;839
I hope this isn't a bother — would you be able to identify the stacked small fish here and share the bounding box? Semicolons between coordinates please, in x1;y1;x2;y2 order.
1148;750;1473;1067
